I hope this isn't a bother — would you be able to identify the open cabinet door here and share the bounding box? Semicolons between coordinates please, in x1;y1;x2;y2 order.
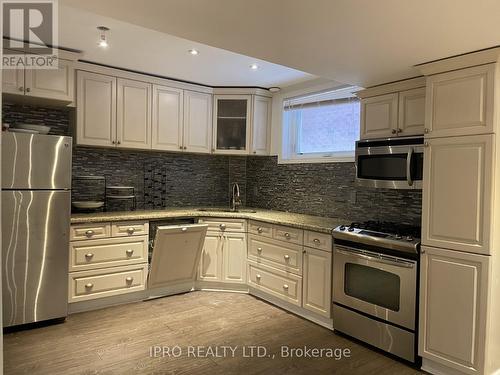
148;224;208;290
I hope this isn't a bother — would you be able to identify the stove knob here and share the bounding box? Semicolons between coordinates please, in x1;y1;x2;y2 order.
405;236;414;242
339;225;346;231
347;227;355;232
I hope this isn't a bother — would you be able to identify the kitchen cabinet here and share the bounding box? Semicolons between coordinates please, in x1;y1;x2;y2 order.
213;95;252;154
424;64;496;138
419;246;489;375
198;233;222;281
221;232;246;283
151;85;184;151
250;95;272;155
117;78;152;149
302;246;331;318
359;88;426;140
76;71;117;147
2;55;74;102
183;90;212;153
421;135;493;255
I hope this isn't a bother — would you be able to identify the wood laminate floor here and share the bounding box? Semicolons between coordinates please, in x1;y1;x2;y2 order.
4;291;424;375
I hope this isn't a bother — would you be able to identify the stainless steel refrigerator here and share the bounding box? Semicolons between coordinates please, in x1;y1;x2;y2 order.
2;132;72;327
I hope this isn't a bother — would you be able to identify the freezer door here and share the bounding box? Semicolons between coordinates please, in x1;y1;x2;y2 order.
2;190;70;326
2;132;72;190
148;224;208;290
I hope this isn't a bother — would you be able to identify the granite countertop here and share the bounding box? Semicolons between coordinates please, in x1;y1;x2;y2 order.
71;207;347;234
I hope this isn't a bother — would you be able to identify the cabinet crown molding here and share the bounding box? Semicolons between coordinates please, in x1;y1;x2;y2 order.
415;47;500;76
356;77;426;99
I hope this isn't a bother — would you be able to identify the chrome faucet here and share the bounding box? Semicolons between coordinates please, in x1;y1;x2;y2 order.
231;182;242;211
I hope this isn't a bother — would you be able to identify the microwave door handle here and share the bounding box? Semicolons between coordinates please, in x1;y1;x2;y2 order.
406;147;414;186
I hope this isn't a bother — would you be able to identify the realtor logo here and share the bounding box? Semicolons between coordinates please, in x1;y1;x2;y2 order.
2;0;58;69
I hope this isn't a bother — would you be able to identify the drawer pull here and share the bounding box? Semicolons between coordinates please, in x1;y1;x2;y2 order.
257;247;263;253
219;223;226;230
85;283;93;289
313;238;321;244
85;230;94;237
284;254;290;261
85;253;94;260
127;227;135;234
256;274;261;280
125;277;134;283
181;227;188;232
283;284;289;290
257;227;263;233
126;249;134;256
284;232;291;238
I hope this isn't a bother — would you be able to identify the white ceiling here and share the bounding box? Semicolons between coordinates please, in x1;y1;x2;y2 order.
58;5;316;88
60;0;500;87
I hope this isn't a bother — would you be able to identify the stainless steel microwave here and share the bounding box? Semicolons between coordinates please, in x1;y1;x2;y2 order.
355;136;424;190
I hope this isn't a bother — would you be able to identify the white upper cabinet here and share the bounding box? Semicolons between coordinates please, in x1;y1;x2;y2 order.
422;135;493;255
151;85;184;152
76;71;117;147
398;87;426;136
360;93;399;139
419;246;489;375
116;78;152;150
251;95;271;155
24;59;74;102
213;95;252;154
424;64;496;138
2;66;24;95
302;246;332;318
183;91;212;153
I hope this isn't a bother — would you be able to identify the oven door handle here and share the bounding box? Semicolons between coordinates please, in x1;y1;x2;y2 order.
406;147;414;187
336;248;415;269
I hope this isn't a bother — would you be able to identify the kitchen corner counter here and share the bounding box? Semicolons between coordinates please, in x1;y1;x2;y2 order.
71;208;347;234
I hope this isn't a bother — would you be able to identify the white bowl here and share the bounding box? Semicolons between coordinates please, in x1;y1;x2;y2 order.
72;201;105;209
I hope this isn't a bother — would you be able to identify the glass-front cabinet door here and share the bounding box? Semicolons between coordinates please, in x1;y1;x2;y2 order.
213;95;251;154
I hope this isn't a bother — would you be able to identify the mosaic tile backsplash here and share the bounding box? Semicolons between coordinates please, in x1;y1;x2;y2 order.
2;101;421;224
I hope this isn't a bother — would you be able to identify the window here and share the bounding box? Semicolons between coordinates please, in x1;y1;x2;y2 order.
282;87;360;163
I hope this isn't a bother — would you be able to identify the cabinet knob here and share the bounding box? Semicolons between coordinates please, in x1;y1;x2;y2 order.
256;274;261;280
127;227;135;234
85;253;94;260
283;284;289;290
179;146;183;149
219;223;226;230
253;151;257;154
112;140;116;145
19;86;24;92
125;277;134;283
26;87;31;93
126;249;134;256
257;247;262;253
284;254;290;261
85;230;94;237
391;129;397;134
85;283;94;289
257;227;263;233
117;141;121;145
424;142;429;147
424;128;430;134
181;227;188;232
183;146;187;150
313;238;321;244
397;128;402;133
284;232;291;238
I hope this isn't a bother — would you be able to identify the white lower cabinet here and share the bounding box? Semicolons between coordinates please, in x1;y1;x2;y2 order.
419;246;489;375
302;246;332;318
198;233;222;281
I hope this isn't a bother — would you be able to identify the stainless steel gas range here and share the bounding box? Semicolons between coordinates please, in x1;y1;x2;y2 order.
332;221;421;363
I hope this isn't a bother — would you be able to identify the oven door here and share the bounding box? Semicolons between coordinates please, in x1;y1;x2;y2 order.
355;144;423;189
333;244;417;330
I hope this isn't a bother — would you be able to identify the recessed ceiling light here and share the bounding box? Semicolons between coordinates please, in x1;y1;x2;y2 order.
97;26;110;48
269;87;281;93
250;63;259;70
188;49;199;55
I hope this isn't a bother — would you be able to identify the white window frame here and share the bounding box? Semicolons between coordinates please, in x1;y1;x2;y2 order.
280;86;360;164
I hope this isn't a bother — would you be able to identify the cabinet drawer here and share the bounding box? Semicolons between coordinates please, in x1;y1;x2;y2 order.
68;264;148;303
247;260;302;306
111;221;149;237
70;223;111;241
69;236;148;271
248;220;273;238
304;231;332;252
198;218;246;232
248;234;302;274
272;225;303;245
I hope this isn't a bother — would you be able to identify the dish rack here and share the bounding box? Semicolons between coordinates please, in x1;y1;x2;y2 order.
105;186;137;211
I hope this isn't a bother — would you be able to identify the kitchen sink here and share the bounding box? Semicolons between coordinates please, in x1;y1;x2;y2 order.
197;208;257;213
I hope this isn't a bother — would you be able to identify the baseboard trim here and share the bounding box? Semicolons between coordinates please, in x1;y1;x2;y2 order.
195;280;249;293
421;358;474;375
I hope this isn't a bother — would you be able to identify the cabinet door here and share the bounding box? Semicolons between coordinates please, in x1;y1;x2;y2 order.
221;232;246;283
116;78;152;149
76;71;117;147
250;95;271;155
183;91;212;153
303;247;332;318
360;93;398;139
398;87;425;136
151;85;183;151
2;66;24;95
213;95;251;154
25;59;74;102
422;135;493;254
425;64;495;138
419;246;489;375
198;233;222;281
